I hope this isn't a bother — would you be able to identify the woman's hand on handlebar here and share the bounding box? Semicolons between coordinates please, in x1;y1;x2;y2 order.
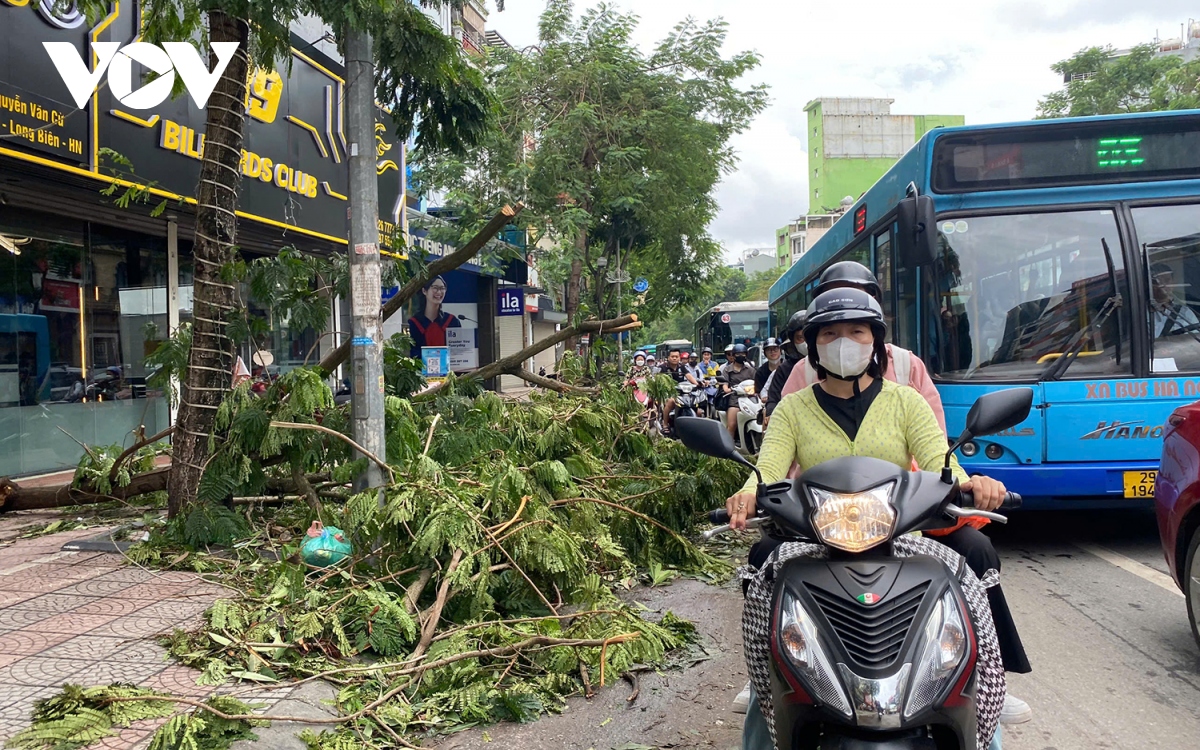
961;475;1006;511
726;491;756;530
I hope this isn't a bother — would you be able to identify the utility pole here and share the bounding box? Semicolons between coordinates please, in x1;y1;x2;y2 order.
345;26;386;495
616;238;624;377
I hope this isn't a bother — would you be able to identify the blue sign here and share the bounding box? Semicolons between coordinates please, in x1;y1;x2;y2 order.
498;288;524;317
633;277;649;293
421;347;450;378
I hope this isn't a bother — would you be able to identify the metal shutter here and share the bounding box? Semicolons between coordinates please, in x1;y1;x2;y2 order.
497;312;526;391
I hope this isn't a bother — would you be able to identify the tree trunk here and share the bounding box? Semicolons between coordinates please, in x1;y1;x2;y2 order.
565;233;584;351
1;469;170;513
167;12;250;517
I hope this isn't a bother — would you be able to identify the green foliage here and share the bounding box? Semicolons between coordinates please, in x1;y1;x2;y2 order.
638;265;749;347
742;266;784;303
146;697;262;750
98;378;745;748
1037;44;1200;118
144;322;193;395
6;684;174;750
73;443;168;496
417;0;768;325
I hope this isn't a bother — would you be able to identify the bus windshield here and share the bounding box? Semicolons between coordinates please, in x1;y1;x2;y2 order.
927;209;1134;381
712;310;769;351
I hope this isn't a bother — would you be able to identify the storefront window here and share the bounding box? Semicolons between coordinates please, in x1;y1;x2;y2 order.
0;208;168;477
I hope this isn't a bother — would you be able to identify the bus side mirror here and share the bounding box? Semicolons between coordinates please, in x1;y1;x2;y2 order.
898;195;938;267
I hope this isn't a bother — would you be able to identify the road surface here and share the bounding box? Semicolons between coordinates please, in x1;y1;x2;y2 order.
437;508;1199;749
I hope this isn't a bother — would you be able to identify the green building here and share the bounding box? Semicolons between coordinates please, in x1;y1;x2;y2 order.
804;98;964;214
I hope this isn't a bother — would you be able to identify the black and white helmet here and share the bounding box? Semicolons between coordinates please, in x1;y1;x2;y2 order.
814;261;882;300
803;287;888;374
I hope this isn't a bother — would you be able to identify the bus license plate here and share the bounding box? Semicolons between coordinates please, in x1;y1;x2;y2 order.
1122;470;1157;499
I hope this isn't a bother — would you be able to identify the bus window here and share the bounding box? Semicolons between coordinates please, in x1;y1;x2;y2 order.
874;228;894;342
1134;204;1200;373
930;209;1131;380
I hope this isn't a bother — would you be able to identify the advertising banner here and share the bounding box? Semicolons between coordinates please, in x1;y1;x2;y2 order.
420;346;449;380
383;269;479;373
0;1;403;248
497;287;523;317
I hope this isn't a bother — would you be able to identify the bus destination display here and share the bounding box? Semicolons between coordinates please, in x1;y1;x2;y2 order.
932;117;1200;192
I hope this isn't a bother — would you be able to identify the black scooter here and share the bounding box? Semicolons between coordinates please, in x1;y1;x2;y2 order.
675;387;1033;750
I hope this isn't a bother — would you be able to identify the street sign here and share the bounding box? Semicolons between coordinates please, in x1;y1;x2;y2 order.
633;277;649;293
497;287;524;317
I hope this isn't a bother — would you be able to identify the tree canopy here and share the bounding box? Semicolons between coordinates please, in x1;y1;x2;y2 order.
417;0;768;330
1037;43;1200;118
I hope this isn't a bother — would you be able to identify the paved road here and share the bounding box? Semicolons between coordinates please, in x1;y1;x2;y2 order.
992;508;1200;750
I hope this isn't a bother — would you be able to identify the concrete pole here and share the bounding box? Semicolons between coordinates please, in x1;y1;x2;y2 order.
616;238;624;377
344;26;386;495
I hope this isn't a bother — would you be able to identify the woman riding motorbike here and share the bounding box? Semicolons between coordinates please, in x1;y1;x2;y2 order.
774;262;1033;725
726;288;1010;749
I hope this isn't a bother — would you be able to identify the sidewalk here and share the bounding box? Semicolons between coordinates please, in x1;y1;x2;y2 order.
0;512;226;748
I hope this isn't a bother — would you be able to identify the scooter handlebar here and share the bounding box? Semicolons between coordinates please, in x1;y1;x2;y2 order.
708;508;730;525
957;490;1022;511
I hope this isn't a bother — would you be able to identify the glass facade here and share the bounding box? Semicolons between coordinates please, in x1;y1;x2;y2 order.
0;207;170;476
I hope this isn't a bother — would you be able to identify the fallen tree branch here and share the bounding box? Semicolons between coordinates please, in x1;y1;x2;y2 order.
102;634;640;726
107;426;175;487
417;313;640;399
269;421;395;485
318;204;524;376
509;368;598;394
550;497;688;542
412;548;464;658
0;468;171;513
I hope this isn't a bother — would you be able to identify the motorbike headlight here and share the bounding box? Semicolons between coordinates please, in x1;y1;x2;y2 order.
778;590;853;717
904;588;970;719
809;483;896;553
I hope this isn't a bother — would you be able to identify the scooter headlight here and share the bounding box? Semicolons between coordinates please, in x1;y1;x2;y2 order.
809;483;896;553
777;590;852;717
904;588;970;719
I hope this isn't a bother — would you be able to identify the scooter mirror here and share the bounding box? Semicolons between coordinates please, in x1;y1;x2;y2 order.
964;387;1034;438
943;387;1035;481
675;416;744;461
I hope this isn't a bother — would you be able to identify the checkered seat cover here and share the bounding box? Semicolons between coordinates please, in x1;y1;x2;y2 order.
740;535;1005;749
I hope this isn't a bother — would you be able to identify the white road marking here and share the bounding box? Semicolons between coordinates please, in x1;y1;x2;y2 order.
1075;543;1184;599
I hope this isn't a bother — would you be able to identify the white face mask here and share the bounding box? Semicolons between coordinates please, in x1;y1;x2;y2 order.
766;350;781;364
816;337;873;378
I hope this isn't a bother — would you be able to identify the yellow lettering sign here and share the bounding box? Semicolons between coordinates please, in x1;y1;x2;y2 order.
246;68;283;124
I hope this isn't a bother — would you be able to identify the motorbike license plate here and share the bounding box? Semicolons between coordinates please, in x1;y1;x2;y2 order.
1122;470;1156;499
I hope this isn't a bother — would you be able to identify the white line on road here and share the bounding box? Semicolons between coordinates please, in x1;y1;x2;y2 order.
1075;543;1184;599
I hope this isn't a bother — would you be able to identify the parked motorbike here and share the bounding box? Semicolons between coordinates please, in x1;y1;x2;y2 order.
732;379;764;454
675;386;1034;749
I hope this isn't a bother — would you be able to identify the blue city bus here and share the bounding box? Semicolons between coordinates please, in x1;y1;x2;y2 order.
769;110;1200;508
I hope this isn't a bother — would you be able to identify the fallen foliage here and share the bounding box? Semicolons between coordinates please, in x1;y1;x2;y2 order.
12;373;744;749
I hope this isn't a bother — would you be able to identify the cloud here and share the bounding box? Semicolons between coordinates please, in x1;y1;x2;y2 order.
876;53;964;91
996;0;1197;33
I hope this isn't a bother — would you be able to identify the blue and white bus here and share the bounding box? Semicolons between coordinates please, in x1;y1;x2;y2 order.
769;110;1200;508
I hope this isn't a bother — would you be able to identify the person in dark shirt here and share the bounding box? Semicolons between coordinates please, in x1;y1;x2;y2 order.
717;344;755;441
659;349;698;433
408;275;462;358
752;337;783;402
764;310;808;428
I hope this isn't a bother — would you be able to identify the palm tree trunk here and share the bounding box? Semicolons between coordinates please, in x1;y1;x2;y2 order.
167;11;250;517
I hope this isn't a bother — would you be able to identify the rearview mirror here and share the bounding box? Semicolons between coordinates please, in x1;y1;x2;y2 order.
943;387;1034;481
897;194;938;268
964;387;1034;438
675;416;738;459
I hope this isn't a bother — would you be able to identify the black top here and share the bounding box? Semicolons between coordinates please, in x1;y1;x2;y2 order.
813;378;884;442
659;363;691;383
754;363;778;397
765;353;802;416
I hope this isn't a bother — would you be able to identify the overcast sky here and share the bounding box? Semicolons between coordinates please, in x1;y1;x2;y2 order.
487;0;1197;261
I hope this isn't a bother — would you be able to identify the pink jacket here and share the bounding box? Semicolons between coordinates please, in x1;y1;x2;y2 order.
779;343;946;434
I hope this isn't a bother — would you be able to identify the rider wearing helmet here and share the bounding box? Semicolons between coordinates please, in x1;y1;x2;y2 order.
717;343;756;442
696;347;719;378
763;309;808;424
727;288;1019;739
768;264;1034;724
752;337;783;403
660;349;699;435
722;344;734;366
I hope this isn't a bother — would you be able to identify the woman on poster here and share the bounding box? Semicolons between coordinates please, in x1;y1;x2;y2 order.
408;275;461;358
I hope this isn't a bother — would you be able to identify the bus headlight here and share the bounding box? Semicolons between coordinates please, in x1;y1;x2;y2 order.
809;483;896;553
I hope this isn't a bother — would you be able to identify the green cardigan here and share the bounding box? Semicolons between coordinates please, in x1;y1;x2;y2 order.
740;379;968;495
